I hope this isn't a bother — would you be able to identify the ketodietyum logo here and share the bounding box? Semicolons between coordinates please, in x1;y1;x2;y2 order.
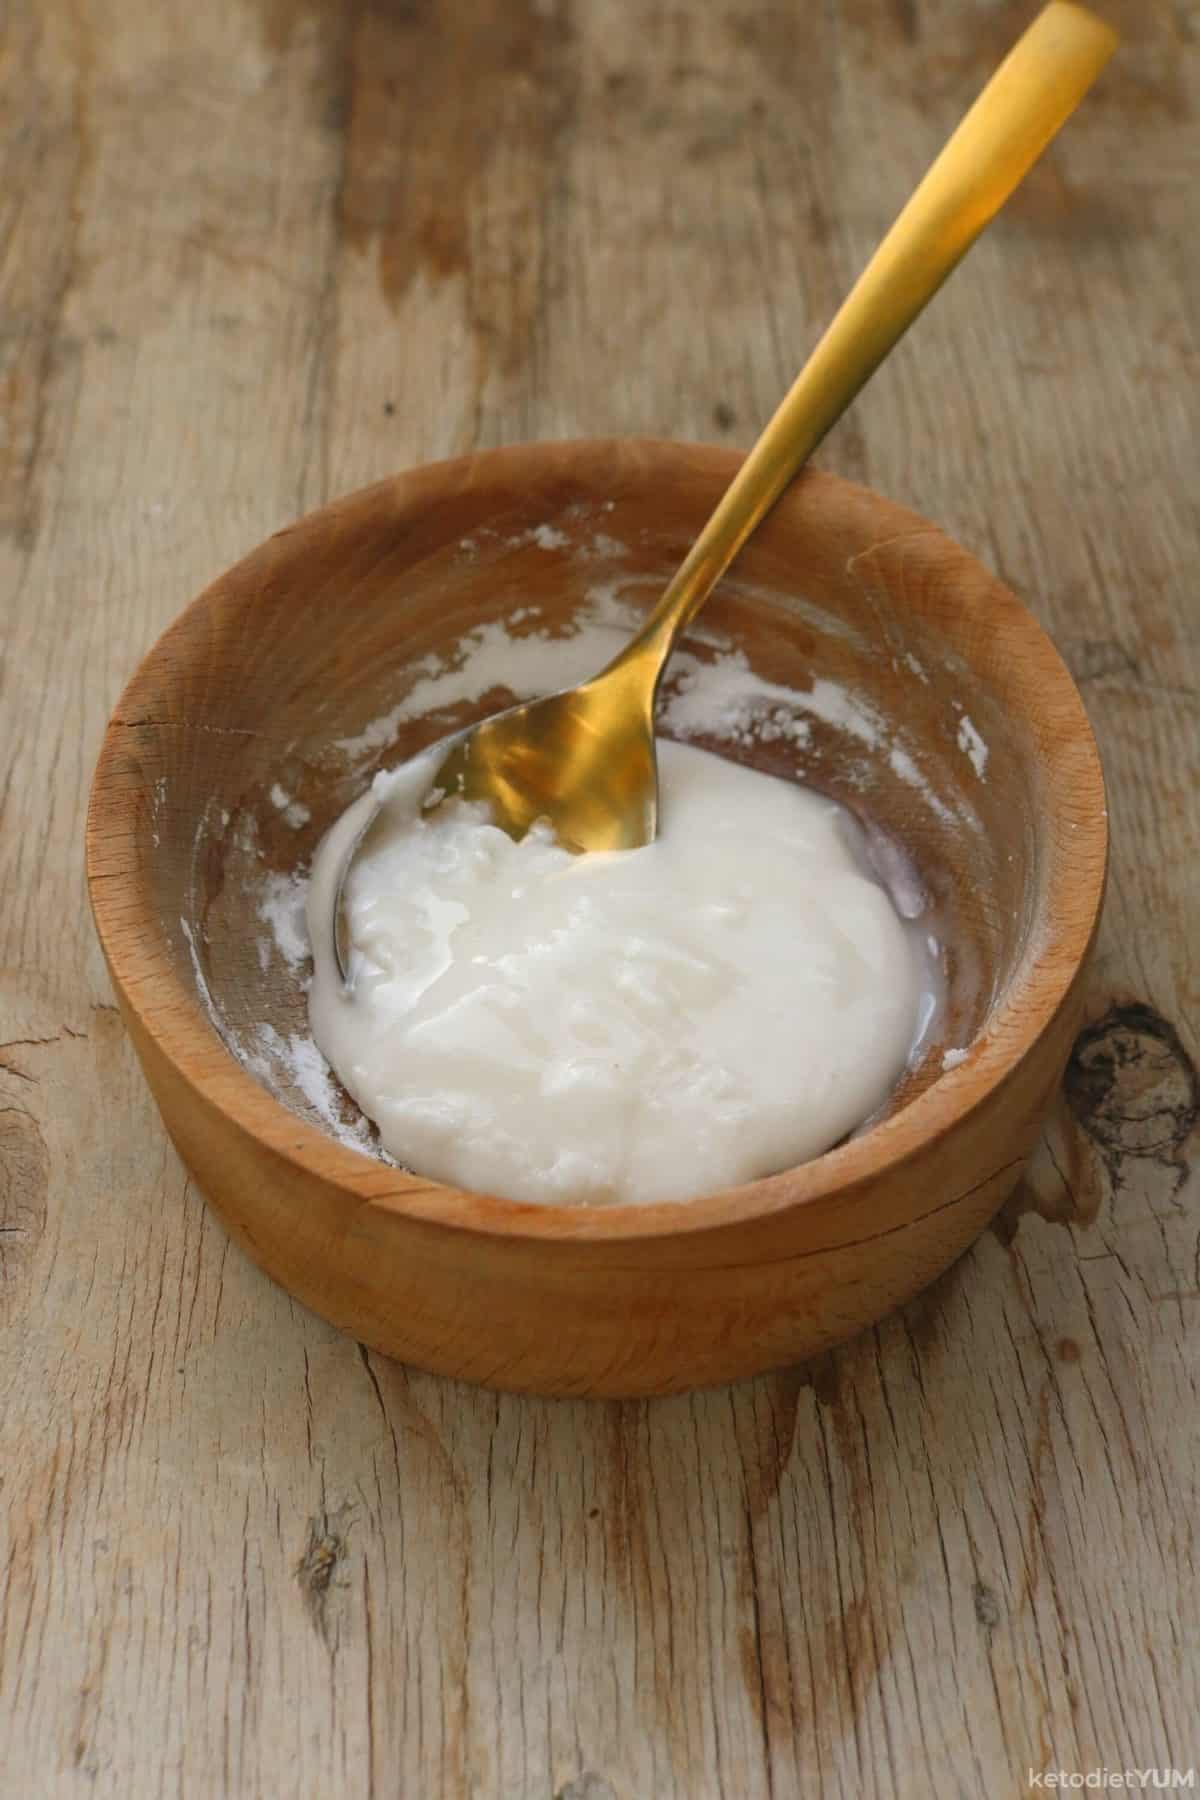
1027;1774;1196;1793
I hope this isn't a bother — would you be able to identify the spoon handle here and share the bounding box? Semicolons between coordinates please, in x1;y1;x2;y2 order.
618;0;1117;677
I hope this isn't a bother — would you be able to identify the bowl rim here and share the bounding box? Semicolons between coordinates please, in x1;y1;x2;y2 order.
86;438;1108;1246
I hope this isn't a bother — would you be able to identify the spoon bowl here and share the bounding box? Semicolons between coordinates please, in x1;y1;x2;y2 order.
432;660;659;852
329;674;659;975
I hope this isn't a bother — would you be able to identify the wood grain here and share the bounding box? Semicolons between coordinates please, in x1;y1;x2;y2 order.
3;0;1197;1793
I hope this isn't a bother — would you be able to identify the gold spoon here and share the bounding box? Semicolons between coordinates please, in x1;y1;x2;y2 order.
334;1;1115;976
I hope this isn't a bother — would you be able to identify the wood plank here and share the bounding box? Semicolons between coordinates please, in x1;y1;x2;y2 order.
1;0;1196;1793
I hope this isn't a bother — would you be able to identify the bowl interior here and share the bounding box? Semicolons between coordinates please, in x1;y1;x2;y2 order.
99;446;1089;1191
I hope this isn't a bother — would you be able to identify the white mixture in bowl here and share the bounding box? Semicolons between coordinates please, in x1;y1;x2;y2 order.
306;739;933;1206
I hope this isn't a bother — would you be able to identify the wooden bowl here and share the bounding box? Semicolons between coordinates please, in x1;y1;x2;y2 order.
86;441;1107;1397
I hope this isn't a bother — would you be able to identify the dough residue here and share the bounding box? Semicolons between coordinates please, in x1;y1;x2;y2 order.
304;741;936;1206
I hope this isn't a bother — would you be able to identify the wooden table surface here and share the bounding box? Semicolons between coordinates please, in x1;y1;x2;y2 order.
2;1;1197;1794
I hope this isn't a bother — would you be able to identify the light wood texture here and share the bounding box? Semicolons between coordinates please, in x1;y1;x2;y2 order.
2;0;1197;1792
85;445;1107;1393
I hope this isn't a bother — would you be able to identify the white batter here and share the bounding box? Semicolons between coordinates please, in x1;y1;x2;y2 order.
306;740;928;1206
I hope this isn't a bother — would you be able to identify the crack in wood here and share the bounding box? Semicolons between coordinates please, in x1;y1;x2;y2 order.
295;1504;356;1650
